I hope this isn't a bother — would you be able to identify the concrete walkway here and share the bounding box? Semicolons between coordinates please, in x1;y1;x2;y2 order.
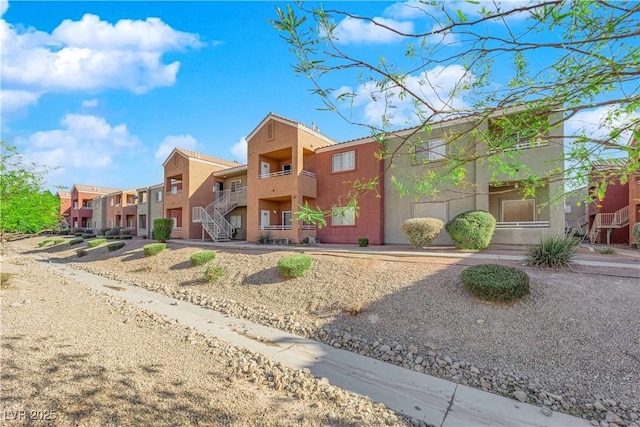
170;239;640;272
44;260;592;427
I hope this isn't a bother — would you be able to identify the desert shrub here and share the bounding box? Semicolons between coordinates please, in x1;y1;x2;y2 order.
82;233;97;239
358;238;369;247
87;238;107;248
153;219;173;243
257;231;273;244
143;243;166;256
70;227;84;234
526;234;579;268
633;223;640;246
121;228;135;236
105;227;121;237
107;241;126;252
461;264;530;301
445;210;496;250
76;248;88;257
118;235;133;240
99;227;111;236
599;247;616;255
74;233;84;237
52;238;65;245
190;251;216;266
401;218;444;248
69;237;84;245
204;265;224;283
38;239;53;247
278;254;312;278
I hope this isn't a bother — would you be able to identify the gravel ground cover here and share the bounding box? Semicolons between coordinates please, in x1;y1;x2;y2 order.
5;237;640;426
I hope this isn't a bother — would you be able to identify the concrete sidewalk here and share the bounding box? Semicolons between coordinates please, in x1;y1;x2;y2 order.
44;261;592;427
170;239;640;271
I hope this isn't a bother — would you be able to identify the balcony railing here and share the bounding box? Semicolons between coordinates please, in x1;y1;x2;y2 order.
495;221;550;228
259;224;317;230
259;170;316;179
166;188;183;195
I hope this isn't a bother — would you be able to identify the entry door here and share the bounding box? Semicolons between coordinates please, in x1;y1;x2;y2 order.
261;161;270;176
282;211;292;229
260;210;270;228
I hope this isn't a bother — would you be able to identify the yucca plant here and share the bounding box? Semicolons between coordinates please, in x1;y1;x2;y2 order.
526;234;579;268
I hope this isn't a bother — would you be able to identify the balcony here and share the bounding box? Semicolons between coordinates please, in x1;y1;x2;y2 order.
259;224;316;231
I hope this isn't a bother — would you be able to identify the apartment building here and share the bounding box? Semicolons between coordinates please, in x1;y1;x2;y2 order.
57;191;71;227
104;189;138;231
163;147;242;239
382;109;565;245
69;184;122;230
136;183;164;238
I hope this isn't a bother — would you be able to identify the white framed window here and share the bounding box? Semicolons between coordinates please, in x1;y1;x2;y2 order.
229;215;242;228
414;139;446;162
564;204;572;214
501;199;535;222
332;206;356;226
110;220;114;227
282;211;292;229
230;180;242;192
155;191;162;202
332;151;355;172
73;201;78;209
282;163;292;174
109;198;114;207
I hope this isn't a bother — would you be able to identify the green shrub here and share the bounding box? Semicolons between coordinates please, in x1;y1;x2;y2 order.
70;227;84;234
106;235;115;240
358;238;369;247
74;233;84;237
599;247;616;255
204;265;224;283
118;235;133;240
107;241;126;252
461;264;530;301
121;228;135;236
257;231;273;244
401;218;444;248
153;218;173;243
38;239;53;247
87;238;107;248
69;237;84;245
632;223;640;246
81;233;97;239
52;238;65;245
190;251;216;266
526;234;579;268
76;248;88;257
143;243;166;256
445;210;496;250
99;227;112;236
105;227;121;237
278;254;312;278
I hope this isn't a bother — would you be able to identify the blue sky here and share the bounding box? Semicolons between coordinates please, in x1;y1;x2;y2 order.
1;1;633;192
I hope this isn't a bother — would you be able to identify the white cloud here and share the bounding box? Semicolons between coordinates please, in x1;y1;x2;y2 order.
155;134;198;161
384;1;435;20
565;106;639;150
19;114;141;184
82;98;99;108
333;16;414;45
230;137;247;162
337;65;473;127
0;0;7;18
0;89;41;112
1;13;202;116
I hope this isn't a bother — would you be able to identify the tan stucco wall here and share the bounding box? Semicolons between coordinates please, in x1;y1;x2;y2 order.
384;112;565;246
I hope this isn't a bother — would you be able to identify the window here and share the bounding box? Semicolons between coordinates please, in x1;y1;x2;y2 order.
501;199;535;222
267;122;274;140
139;215;147;229
229;215;242;228
109;198;114;207
564;204;572;214
414;139;446;162
110;220;114;227
73;201;78;209
282;164;292;174
230;180;242;192
94;200;100;209
332;206;356;226
332;151;355;172
155;191;162;202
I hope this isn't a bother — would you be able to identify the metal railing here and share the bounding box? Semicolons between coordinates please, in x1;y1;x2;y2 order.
589;205;630;244
259;224;317;231
495;221;550;228
259;169;316;179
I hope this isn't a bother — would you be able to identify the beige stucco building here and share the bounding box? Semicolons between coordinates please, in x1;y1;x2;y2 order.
383;109;565;245
136;183;164;238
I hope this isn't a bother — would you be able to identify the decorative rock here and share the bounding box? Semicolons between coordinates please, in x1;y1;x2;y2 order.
378;345;391;353
595;402;607;412
513;391;527;402
10;302;21;307
476;319;485;324
605;412;623;425
470;366;480;375
541;407;553;417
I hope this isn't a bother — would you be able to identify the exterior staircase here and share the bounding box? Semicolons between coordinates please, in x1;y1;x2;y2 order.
588;205;630;245
192;188;243;241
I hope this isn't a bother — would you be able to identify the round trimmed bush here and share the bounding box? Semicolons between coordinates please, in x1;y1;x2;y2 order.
143;243;166;256
190;250;216;266
87;238;107;248
76;248;88;257
461;264;530;301
401;218;444;248
632;222;640;247
278;254;312;278
445;210;496;250
153;218;173;243
69;237;84;246
107;241;126;252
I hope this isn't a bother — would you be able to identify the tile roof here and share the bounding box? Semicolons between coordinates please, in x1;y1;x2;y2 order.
57;191;71;198
174;147;241;168
73;184;123;194
246;112;338;146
